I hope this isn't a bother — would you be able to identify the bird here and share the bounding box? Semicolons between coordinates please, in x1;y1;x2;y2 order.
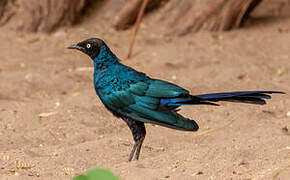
68;38;284;162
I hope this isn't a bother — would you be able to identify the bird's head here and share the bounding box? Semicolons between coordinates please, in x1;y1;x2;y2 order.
68;38;107;60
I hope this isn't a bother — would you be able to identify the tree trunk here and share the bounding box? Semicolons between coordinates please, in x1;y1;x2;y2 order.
111;0;263;35
0;0;15;26
111;0;167;30
178;0;263;35
0;0;92;32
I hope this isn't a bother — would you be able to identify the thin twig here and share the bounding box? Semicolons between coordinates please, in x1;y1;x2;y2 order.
126;0;149;59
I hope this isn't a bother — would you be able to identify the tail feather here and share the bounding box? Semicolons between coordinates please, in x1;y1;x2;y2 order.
160;96;219;107
195;91;284;105
160;91;284;107
222;96;266;105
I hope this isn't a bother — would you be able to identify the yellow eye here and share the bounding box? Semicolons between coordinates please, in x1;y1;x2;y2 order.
86;43;91;48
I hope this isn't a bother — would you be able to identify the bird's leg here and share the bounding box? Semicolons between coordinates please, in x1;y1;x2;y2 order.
121;117;146;162
134;135;145;160
129;126;145;161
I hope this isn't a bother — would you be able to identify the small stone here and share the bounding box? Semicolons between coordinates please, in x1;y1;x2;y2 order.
2;155;10;160
72;92;80;97
276;69;284;76
75;67;94;72
55;102;60;107
20;63;26;68
54;31;67;38
38;111;58;118
61;91;67;95
237;74;245;80
196;171;203;175
282;126;288;134
63;167;74;175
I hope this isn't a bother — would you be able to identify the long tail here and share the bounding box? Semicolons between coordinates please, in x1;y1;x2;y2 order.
160;91;284;107
195;91;284;105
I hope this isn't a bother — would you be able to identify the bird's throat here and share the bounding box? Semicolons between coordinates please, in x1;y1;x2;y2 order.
93;46;119;70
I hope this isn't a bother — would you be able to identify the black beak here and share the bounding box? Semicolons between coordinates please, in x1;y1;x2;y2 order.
67;44;85;51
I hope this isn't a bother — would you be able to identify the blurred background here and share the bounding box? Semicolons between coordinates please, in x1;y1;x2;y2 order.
0;0;290;179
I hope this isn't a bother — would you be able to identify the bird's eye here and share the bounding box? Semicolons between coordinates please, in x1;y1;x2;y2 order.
86;43;91;48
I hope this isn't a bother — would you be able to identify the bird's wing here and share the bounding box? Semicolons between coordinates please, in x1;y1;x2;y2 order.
97;80;198;131
145;79;189;97
97;80;166;111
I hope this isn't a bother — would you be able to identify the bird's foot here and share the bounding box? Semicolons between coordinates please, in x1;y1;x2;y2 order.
128;137;144;162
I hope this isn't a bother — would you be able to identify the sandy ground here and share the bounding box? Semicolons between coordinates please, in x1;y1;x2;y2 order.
1;3;290;180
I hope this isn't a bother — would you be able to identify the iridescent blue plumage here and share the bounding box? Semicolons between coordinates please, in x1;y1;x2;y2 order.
93;47;198;131
68;38;284;162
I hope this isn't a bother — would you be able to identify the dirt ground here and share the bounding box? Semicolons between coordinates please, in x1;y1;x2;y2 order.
1;2;290;180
